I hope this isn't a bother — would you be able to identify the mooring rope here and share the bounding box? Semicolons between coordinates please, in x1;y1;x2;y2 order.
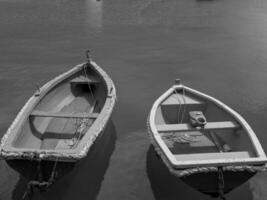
218;167;226;200
21;63;95;200
180;87;186;123
174;87;187;124
22;157;59;200
174;89;182;123
83;63;95;102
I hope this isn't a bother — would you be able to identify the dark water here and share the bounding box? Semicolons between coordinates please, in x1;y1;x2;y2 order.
1;0;267;199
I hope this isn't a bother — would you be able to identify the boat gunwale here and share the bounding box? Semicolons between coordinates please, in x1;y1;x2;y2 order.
0;61;117;162
149;84;267;169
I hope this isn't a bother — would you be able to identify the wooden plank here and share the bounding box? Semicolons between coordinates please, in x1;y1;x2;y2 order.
30;110;99;119
157;121;239;132
174;151;251;161
162;93;204;106
190;133;216;147
70;76;99;84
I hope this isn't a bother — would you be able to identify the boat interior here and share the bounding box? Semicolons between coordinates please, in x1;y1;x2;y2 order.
154;87;258;162
12;66;107;151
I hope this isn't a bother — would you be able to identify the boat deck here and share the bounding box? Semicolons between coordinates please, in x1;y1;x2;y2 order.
155;89;258;161
30;110;99;119
159;128;255;160
157;121;239;132
32;95;97;150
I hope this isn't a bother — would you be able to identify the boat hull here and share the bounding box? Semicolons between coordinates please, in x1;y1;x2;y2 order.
181;169;256;197
6;159;75;183
147;83;267;197
5;120;116;192
1;61;117;162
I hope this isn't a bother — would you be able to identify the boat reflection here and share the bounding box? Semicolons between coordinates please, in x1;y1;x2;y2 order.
85;0;103;30
96;0;219;28
146;145;254;200
146;145;209;200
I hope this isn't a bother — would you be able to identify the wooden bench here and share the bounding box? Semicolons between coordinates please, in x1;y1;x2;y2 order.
162;93;205;106
30;110;99;119
70;76;100;84
157;121;239;132
174;151;251;161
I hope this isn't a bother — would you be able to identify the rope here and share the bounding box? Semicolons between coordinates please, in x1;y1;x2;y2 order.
22;185;32;200
162;133;199;144
70;101;97;148
74;62;97;147
218;167;226;200
180;87;186;123
21;64;94;199
22;157;59;199
174;89;182;123
174;87;187;124
83;64;95;102
49;157;59;184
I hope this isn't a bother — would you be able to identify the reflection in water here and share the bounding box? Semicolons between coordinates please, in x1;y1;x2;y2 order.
85;0;103;30
0;161;19;200
100;0;221;28
146;146;211;200
96;130;154;200
2;121;116;200
146;146;253;200
250;173;267;200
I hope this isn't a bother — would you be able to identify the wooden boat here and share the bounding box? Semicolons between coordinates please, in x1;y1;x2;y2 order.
147;79;267;198
0;54;116;189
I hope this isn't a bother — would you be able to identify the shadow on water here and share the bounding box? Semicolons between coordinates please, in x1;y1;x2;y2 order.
146;145;255;200
146;145;215;200
8;120;117;200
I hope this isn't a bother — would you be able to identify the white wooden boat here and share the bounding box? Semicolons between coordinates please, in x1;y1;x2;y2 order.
147;79;267;197
0;54;117;192
1;58;116;162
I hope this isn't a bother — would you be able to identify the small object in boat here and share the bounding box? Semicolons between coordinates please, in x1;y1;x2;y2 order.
189;111;207;127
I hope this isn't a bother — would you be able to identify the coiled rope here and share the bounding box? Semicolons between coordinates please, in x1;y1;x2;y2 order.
218;166;226;200
22;157;58;200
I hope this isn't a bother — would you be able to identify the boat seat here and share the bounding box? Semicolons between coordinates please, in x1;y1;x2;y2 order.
157;121;239;132
70;76;100;84
30;110;99;119
162;93;205;106
174;151;251;161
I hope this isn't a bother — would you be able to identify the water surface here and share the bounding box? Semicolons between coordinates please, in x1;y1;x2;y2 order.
1;0;267;199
